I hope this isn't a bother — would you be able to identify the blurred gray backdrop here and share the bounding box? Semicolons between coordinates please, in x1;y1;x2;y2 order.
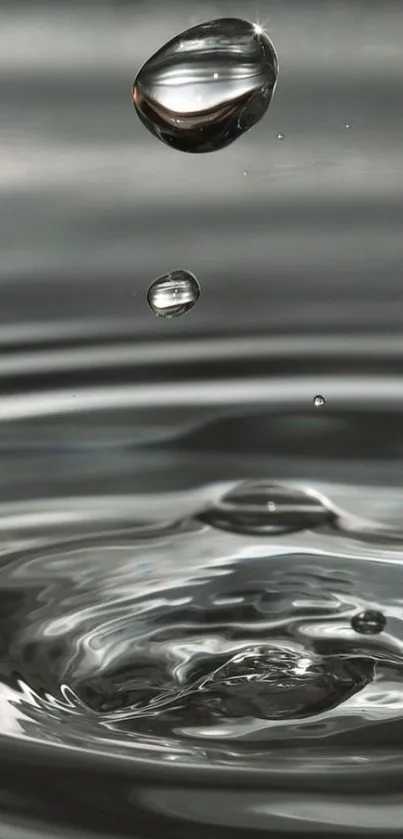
1;0;403;341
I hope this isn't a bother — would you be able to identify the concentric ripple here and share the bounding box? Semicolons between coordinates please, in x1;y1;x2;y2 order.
1;481;403;774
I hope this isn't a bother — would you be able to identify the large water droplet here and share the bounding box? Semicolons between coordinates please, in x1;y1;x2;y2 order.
193;646;373;720
197;480;334;535
133;18;278;153
147;269;200;318
351;610;386;635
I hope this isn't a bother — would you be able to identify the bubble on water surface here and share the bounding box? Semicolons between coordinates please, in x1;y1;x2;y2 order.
147;269;200;318
351;609;386;635
314;394;326;407
132;18;278;153
197;480;334;535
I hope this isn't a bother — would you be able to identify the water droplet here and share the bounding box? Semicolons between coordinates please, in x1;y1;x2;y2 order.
197;480;333;535
132;18;278;153
243;169;248;177
277;130;284;140
351;610;386;635
314;395;326;408
345;123;351;129
194;646;373;720
147;270;201;318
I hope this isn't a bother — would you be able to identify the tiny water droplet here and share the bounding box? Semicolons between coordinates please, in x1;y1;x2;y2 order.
314;395;326;408
133;18;278;153
147;270;201;318
197;480;333;536
277;131;284;140
351;610;386;635
345;123;351;129
243;169;248;177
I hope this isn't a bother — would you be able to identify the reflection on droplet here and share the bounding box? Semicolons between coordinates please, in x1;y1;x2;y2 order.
194;646;373;720
132;18;278;153
197;480;334;535
314;395;326;408
351;610;386;635
277;131;285;140
147;270;201;318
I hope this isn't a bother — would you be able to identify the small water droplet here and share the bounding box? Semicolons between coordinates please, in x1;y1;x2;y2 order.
314;395;326;408
277;131;284;140
345;123;351;129
351;610;386;635
147;270;201;318
243;169;248;177
133;18;278;153
197;480;333;536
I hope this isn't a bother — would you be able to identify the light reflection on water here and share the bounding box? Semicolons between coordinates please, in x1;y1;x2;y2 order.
2;0;403;836
0;332;402;837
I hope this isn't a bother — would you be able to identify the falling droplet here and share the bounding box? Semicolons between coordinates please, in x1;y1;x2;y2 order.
277;131;284;140
314;395;326;408
193;646;373;720
345;123;351;129
132;18;278;153
351;610;386;635
147;270;201;318
243;169;248;177
197;480;334;536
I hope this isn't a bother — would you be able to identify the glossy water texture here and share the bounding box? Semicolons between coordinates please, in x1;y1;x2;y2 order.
1;334;403;836
147;269;200;317
133;18;278;153
2;474;403;765
3;0;403;835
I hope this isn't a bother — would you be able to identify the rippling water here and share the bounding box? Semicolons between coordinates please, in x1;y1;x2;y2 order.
3;0;403;836
0;331;403;836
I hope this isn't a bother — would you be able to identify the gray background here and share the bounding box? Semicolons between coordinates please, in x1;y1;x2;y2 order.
1;0;403;339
